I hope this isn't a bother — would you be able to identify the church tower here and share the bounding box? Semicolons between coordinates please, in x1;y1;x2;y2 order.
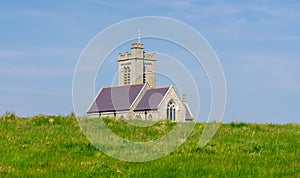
118;42;156;87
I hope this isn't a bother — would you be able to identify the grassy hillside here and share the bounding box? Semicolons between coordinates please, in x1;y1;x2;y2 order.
0;113;299;177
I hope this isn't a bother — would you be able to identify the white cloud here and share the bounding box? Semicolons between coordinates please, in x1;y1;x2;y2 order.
223;52;300;92
0;62;73;79
0;47;78;79
0;47;79;60
0;50;29;58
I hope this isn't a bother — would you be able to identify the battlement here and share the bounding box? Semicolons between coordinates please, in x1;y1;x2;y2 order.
131;42;144;49
118;52;156;61
118;43;156;61
144;53;156;60
118;52;133;60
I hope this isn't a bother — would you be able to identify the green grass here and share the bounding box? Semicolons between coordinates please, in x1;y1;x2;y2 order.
0;112;299;177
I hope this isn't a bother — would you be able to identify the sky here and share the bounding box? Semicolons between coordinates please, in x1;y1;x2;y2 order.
0;0;299;123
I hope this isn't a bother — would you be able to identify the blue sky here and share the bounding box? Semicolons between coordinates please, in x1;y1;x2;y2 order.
0;0;299;123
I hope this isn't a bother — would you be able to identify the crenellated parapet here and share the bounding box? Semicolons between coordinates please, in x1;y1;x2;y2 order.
118;52;134;60
118;42;156;87
144;53;156;60
118;43;156;61
130;42;144;49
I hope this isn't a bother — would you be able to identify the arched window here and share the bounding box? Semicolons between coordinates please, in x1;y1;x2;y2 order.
136;114;141;120
123;66;131;84
167;100;176;121
123;67;127;84
127;66;130;84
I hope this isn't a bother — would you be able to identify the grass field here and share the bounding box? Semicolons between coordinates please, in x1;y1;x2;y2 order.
0;113;299;177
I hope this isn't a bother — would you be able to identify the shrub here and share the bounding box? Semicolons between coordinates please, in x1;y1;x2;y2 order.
0;112;18;121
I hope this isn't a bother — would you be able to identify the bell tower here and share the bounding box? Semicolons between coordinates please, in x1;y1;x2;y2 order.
118;40;156;87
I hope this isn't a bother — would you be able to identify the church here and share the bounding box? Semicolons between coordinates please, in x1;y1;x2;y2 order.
87;42;194;122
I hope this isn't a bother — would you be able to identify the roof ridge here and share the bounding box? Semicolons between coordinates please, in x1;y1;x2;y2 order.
102;83;145;89
147;86;170;90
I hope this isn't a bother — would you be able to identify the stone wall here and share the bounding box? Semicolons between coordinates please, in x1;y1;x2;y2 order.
118;43;156;87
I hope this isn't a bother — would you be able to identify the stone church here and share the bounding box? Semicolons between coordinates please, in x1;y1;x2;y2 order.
87;42;194;122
